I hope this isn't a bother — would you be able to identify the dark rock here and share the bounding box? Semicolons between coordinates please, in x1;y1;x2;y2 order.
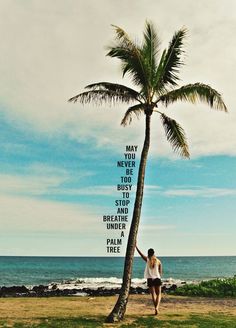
0;284;153;298
32;285;48;293
51;284;58;290
169;284;177;291
161;285;167;293
0;285;29;296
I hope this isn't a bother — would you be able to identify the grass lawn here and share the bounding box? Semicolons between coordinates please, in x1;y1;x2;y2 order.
0;295;235;327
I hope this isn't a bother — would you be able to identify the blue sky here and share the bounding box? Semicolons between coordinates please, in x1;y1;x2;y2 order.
0;0;235;256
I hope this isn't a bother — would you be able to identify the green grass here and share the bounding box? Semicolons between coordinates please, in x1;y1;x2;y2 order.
171;277;236;298
121;313;236;327
1;314;236;328
0;317;104;328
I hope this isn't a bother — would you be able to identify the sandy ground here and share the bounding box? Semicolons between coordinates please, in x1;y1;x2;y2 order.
0;294;235;321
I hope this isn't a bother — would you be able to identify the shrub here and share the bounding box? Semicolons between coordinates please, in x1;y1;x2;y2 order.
171;277;236;297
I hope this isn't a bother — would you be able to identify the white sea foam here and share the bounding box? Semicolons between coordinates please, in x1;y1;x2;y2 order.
48;277;188;290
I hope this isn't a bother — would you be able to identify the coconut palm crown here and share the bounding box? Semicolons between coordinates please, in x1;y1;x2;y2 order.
69;22;227;322
69;21;227;157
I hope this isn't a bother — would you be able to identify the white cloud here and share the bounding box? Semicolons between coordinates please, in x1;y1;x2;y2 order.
0;173;66;196
0;173;123;198
0;162;69;196
0;194;103;233
0;0;235;158
58;185;118;196
2;167;234;200
0;163;95;197
60;184;162;197
164;187;236;197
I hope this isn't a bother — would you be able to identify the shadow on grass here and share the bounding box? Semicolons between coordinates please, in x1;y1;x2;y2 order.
0;316;104;328
1;313;236;328
120;313;236;327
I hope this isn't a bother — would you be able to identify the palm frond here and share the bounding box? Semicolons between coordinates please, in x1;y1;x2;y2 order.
141;21;161;87
159;83;227;111
112;24;134;46
160;113;190;158
107;25;149;92
68;90;136;105
85;82;142;102
121;104;145;126
155;27;187;91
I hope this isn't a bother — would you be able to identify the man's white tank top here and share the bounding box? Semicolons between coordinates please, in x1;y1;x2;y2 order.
144;258;161;279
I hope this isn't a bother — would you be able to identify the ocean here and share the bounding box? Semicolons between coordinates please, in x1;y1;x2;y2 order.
0;256;235;289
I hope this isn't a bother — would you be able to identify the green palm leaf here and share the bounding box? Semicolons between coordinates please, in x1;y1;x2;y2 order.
141;21;161;87
107;25;149;92
68;90;135;105
85;82;142;102
121;104;146;126
159;83;227;111
155;27;187;91
160;113;190;158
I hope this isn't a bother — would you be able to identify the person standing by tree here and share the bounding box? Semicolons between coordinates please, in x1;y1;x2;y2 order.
69;21;227;322
136;245;162;315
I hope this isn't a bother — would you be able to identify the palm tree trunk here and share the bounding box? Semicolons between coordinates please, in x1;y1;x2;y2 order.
106;113;152;323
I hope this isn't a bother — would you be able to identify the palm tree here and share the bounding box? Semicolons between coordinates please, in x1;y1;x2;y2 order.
69;22;227;322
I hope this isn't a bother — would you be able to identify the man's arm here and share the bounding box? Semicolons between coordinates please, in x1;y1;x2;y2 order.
136;246;147;262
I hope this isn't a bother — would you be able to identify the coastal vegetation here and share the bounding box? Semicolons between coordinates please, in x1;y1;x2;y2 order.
69;21;227;322
171;277;236;298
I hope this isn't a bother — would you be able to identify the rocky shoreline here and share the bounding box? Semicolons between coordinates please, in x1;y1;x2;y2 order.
0;283;181;298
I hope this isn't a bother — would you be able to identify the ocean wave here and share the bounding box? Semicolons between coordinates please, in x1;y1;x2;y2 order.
48;276;190;290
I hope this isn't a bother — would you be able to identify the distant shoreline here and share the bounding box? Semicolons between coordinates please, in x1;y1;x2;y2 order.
1;276;235;298
0;280;180;298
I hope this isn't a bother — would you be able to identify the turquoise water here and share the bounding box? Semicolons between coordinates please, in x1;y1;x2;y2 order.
0;256;235;287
